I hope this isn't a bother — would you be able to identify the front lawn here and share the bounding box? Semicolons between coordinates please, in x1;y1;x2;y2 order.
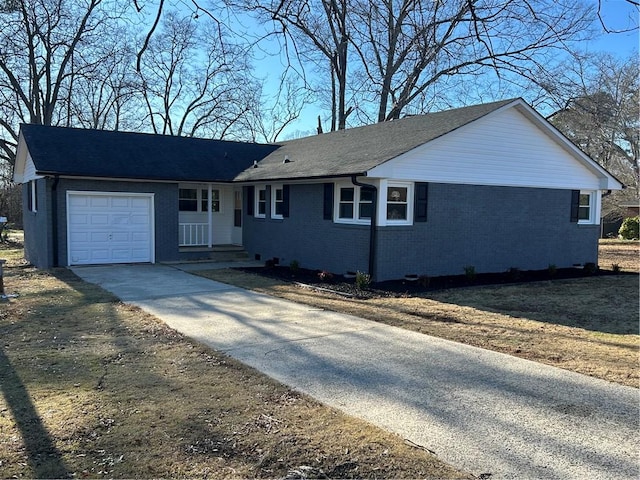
197;240;639;388
0;241;467;479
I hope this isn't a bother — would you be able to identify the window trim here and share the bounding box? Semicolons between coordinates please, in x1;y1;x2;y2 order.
385;182;412;225
334;183;371;225
577;190;597;225
255;185;267;218
179;187;221;213
271;184;284;219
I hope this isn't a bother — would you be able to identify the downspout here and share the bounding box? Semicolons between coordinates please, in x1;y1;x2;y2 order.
51;175;60;267
600;189;612;238
351;175;377;280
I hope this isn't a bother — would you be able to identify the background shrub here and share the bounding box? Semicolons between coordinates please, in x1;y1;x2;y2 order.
618;216;639;240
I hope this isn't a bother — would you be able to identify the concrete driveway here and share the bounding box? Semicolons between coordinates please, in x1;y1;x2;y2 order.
72;264;639;480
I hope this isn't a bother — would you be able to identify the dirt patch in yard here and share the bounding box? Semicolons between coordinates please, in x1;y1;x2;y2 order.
0;243;468;479
197;241;639;388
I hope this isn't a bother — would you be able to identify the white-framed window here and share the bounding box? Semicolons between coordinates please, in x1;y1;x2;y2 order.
255;186;267;218
578;190;597;224
179;188;220;213
335;184;374;224
271;184;284;219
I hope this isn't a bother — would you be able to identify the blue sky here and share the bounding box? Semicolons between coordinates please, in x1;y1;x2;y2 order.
590;0;639;54
272;0;638;138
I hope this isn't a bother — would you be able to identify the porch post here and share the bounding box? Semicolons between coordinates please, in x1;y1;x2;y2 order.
207;184;213;248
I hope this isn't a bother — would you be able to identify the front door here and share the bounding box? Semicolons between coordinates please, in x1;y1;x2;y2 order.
232;188;242;245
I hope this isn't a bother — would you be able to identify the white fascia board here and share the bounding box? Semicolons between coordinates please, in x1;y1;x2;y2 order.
12;132;28;183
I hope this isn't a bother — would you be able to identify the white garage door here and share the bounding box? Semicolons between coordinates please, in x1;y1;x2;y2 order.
67;192;154;265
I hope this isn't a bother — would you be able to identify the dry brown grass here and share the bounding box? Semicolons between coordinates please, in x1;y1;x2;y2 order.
598;239;639;272
0;242;467;479
197;241;639;388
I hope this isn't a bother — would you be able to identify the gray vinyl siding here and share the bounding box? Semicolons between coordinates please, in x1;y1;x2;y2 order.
31;179;180;268
244;182;599;281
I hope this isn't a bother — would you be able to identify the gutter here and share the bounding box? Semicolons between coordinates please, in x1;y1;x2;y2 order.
51;175;60;267
351;175;377;280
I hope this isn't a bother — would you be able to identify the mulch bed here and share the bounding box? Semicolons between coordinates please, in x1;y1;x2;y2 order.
237;264;630;299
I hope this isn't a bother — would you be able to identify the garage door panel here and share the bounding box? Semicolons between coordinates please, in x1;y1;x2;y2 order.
69;196;89;207
69;213;89;225
68;193;154;265
131;232;149;241
111;232;130;242
111;197;130;207
111;214;131;225
90;196;109;207
90;232;109;242
130;215;149;225
91;215;109;225
130;197;149;208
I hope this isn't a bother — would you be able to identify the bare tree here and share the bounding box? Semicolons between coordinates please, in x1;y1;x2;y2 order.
232;0;353;131
348;0;594;122
244;74;314;142
0;0;129;166
548;53;639;207
136;9;260;139
65;37;142;131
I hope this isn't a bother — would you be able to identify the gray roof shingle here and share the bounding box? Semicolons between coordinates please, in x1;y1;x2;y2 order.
235;98;517;182
21;124;279;182
21;99;518;183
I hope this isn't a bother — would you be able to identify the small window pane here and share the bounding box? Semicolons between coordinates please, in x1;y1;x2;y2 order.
179;188;198;211
257;188;266;216
360;189;373;202
340;188;354;202
339;203;354;218
201;189;208;212
579;194;590;206
387;204;407;220
387;187;407;202
359;203;372;219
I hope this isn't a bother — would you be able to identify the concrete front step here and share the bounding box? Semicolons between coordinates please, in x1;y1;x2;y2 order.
178;245;250;263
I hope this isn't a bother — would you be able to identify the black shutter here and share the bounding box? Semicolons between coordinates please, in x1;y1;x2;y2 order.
27;181;33;212
323;183;334;220
246;186;254;216
282;185;290;218
414;182;429;222
570;190;580;222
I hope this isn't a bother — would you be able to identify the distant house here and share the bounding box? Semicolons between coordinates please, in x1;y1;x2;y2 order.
620;202;639;218
12;98;622;281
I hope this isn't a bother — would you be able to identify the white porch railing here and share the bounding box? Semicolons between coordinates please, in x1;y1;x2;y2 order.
179;223;209;246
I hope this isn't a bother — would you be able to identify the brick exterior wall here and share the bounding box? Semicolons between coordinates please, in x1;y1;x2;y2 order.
243;184;370;274
243;182;600;281
22;178;52;268
25;178;599;277
25;178;180;268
